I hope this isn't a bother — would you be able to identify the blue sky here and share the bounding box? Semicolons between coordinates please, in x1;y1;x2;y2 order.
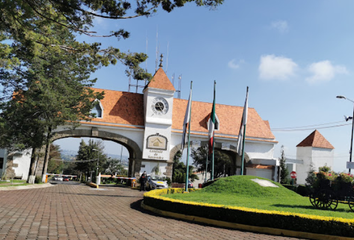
56;0;354;172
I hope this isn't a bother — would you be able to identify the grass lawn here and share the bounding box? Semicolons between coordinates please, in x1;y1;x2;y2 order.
162;175;354;219
0;179;29;187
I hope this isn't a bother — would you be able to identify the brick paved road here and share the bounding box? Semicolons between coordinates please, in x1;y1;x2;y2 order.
0;184;306;240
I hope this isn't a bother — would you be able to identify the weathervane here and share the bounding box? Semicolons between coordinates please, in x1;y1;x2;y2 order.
159;53;163;68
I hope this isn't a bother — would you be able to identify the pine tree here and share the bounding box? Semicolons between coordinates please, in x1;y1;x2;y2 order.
191;145;232;179
279;145;289;184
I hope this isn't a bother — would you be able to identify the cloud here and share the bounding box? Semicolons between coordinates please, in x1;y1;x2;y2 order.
228;59;244;69
306;61;348;84
259;55;297;80
271;20;289;33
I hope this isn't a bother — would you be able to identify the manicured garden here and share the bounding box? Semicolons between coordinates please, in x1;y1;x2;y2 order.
162;175;354;219
143;175;354;238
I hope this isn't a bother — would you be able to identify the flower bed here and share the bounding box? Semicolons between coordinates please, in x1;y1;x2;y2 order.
143;188;354;238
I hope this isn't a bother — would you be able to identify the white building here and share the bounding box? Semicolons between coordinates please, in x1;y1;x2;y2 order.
4;67;280;182
286;130;334;185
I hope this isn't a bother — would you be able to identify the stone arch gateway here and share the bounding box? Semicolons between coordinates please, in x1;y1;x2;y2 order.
32;67;278;183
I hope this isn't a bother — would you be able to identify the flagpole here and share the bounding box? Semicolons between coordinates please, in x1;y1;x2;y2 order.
185;81;193;192
239;86;249;176
211;81;216;180
205;151;208;183
241;125;246;175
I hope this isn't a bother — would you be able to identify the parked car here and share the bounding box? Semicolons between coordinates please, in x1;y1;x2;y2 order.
146;175;168;190
54;176;63;181
63;177;69;181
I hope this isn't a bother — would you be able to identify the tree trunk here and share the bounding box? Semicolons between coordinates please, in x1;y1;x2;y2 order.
41;128;52;182
27;147;37;184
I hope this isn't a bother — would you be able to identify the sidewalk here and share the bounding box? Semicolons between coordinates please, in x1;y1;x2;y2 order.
0;183;54;191
0;184;303;240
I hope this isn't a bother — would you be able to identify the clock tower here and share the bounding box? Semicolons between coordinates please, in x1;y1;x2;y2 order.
141;67;175;176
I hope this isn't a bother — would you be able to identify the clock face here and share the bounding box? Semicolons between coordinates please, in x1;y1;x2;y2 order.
151;97;169;115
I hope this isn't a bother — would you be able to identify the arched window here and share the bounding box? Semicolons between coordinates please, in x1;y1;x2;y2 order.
91;100;103;118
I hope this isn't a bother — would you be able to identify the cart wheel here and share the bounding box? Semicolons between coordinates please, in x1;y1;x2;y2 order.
348;197;354;212
309;193;318;208
317;189;333;209
329;199;338;210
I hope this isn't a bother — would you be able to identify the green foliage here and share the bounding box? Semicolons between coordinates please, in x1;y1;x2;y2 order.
172;151;198;183
319;165;331;173
35;176;42;183
201;175;298;198
279;145;289;184
191;145;232;179
305;165;316;186
47;144;64;174
103;158;127;176
144;190;354;238
74;139;108;175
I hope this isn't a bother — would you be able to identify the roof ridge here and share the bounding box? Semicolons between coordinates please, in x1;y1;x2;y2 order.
296;130;334;149
146;68;175;91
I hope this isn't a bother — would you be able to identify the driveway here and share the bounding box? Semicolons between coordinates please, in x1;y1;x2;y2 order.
0;184;304;240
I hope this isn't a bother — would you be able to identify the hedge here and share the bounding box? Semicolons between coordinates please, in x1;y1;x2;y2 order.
143;188;354;238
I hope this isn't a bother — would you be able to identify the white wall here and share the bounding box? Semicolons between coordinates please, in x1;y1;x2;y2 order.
0;149;7;178
140;161;167;176
12;149;32;180
296;147;334;185
246;168;273;180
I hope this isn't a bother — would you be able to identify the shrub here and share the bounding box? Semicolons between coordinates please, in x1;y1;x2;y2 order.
35;176;42;183
143;188;354;237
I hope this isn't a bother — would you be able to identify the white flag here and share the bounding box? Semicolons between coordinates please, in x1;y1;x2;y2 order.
237;87;249;156
181;87;192;150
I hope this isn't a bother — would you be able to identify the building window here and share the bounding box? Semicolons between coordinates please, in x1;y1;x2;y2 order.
91;100;103;118
0;158;3;169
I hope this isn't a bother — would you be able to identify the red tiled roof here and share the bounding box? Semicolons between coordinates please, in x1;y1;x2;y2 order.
172;98;275;139
91;89;144;127
296;130;334;149
146;68;175;91
90;89;275;140
90;69;275;140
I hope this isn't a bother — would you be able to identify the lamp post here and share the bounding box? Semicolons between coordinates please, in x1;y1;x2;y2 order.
92;149;99;183
336;95;354;173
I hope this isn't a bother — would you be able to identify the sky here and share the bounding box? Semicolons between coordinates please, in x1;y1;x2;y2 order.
56;0;354;173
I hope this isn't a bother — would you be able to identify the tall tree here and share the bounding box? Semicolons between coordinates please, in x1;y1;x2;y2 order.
0;0;224;99
75;139;108;180
191;145;232;179
47;144;64;174
279;145;289;184
0;18;105;182
172;150;198;183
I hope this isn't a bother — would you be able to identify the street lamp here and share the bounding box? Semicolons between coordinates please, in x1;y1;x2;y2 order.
92;149;99;183
336;95;354;173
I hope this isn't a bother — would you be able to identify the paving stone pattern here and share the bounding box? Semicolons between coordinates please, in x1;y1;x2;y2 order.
0;184;305;240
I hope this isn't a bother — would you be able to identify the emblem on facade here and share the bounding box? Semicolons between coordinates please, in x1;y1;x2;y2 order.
147;133;167;150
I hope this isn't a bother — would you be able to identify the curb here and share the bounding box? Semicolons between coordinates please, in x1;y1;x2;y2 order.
86;182;99;188
0;183;55;191
141;201;354;240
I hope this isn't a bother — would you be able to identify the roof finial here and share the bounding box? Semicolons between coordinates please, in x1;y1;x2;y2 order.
159;53;163;68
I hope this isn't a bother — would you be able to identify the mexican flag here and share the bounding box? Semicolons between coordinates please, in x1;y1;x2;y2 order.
208;82;216;154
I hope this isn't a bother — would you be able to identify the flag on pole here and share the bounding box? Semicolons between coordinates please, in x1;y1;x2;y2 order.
208;81;216;154
181;83;192;150
237;86;249;156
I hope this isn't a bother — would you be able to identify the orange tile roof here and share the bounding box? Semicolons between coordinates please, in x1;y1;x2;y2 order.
172;98;275;139
146;68;175;91
296;130;334;149
90;70;275;141
91;88;144;127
